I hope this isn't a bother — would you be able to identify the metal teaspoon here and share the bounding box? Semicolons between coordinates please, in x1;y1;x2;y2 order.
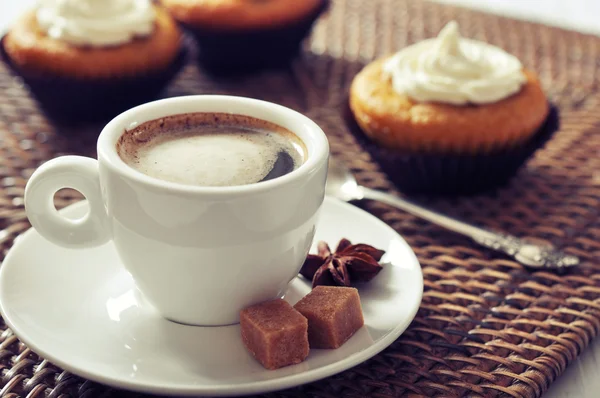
325;158;580;270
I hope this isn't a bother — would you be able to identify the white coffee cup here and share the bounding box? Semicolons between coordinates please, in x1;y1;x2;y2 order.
24;95;329;326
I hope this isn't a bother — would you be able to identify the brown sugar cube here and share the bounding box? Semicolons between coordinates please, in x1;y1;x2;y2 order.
240;299;309;370
294;286;364;349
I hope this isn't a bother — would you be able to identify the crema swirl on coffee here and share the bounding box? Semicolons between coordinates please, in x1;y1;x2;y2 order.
117;113;306;187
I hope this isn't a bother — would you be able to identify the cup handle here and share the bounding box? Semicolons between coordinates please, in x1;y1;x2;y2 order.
24;156;111;248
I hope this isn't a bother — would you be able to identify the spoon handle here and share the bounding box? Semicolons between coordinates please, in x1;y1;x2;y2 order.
360;187;580;270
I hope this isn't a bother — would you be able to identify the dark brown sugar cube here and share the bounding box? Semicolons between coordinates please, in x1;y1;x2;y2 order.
240;299;309;370
294;286;364;349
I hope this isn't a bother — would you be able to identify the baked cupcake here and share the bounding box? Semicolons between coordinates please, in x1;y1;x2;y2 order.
160;0;328;74
1;0;187;123
349;21;557;194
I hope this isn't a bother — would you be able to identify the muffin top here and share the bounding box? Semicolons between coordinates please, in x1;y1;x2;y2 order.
350;59;549;152
382;21;527;106
3;0;182;78
160;0;325;31
35;0;157;47
348;21;549;153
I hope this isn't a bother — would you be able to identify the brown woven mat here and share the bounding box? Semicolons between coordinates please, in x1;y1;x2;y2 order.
1;0;600;397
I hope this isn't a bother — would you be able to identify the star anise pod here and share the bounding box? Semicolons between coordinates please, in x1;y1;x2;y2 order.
299;238;385;288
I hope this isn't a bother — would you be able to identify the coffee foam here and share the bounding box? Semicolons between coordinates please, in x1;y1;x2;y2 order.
117;113;307;187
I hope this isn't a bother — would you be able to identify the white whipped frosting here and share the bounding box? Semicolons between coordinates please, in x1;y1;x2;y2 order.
383;21;526;105
36;0;156;47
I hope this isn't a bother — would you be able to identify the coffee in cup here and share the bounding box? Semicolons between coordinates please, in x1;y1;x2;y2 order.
117;113;307;187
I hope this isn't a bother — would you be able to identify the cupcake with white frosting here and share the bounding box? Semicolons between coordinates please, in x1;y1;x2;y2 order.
349;21;557;194
1;0;185;122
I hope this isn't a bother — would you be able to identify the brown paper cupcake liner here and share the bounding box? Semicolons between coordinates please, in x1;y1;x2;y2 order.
344;102;560;196
180;0;330;75
0;36;189;124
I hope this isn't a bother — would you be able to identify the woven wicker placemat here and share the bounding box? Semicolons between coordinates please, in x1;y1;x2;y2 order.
1;0;599;397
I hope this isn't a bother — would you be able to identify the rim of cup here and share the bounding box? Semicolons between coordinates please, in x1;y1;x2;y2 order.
97;95;329;197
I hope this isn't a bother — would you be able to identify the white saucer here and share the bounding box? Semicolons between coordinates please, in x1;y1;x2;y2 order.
0;197;423;397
